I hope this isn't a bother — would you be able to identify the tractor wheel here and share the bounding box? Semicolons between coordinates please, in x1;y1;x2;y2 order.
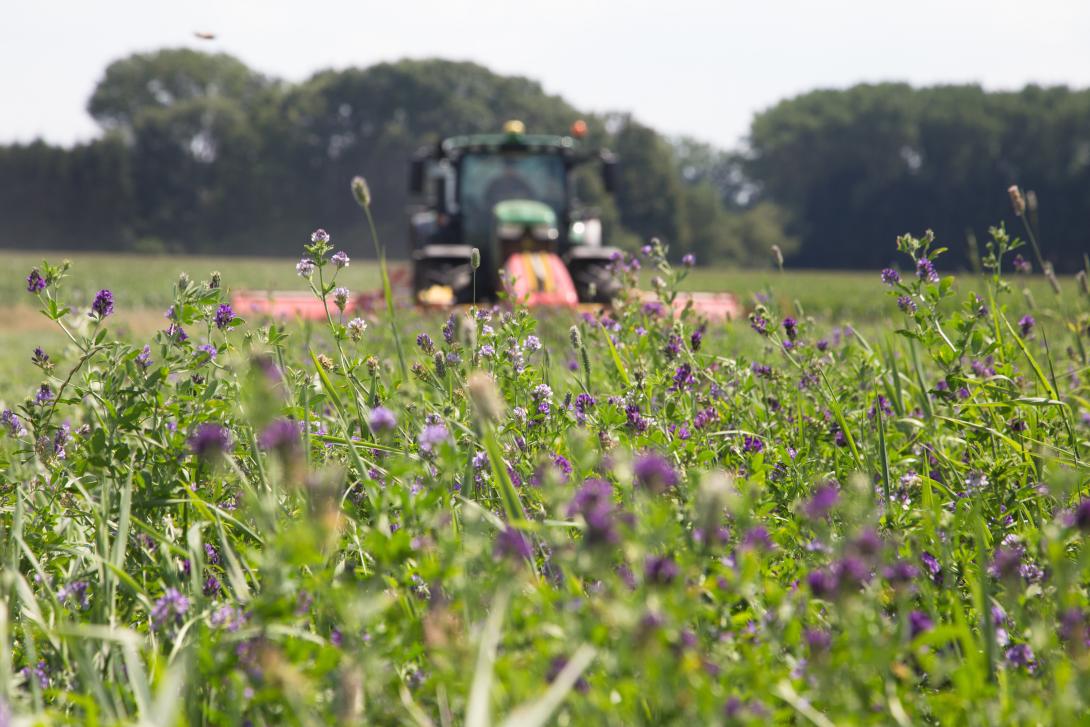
567;258;622;303
413;257;474;304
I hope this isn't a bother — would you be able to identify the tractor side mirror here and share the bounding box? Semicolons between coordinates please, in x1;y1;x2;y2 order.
409;159;426;195
600;153;618;194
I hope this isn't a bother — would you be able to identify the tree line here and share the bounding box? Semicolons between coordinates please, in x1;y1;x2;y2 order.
1;49;1087;270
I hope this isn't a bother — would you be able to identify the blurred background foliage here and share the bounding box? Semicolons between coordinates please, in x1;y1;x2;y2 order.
2;49;1088;270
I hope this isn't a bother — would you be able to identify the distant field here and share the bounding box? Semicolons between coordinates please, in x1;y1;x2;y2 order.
0;249;1070;400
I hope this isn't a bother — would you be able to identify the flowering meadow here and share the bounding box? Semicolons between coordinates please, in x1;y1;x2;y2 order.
3;205;1090;725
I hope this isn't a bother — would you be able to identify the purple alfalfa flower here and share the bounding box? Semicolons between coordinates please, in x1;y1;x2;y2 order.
210;605;245;631
567;478;619;545
867;395;893;420
693;406;717;430
742;435;763;454
833;555;872;589
782;316;798;340
807;568;839;599
750;315;768;336
642;301;665;317
920;551;943;584
742;525;772;550
690;325;705;352
204;542;220;565
804;627;831;654
1;409;26;437
494;526;533;563
625;404;648;433
671;363;695;391
35;383;53;406
442;313;457;344
368;406;397;434
203;575;221;597
57;580;90;609
136;344;152;368
166;322;188;342
1005;643;1037;672
909;610;934;639
52;422;70;459
644;555;679;585
971;358;996;378
311;228;330;244
90;289;114;319
664;334;682;358
880;268;901;286
1059;608;1088;646
330;250;350;268
552;453;573;477
151;588;190;628
196;344;217;362
479;344;495;359
214;304;235;329
897;295;917;314
1019;314;1035;337
22;660;50;690
27;269;47;293
31;347;49;369
573;393;595;424
1012;254;1032;274
418;423;450;454
988;546;1023;580
416;333;434;353
296;257;316;278
851;528;882;558
259;418;300;454
882;560;919;588
634;452;678;493
804;482;840;521
188;423;231;459
916;257;939;283
1071;499;1090;532
681;253;696;268
524;334;542;353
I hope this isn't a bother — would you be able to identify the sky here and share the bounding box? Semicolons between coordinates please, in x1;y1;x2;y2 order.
5;0;1090;150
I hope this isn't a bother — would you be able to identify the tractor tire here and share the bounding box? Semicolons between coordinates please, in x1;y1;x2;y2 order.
567;258;622;304
413;257;474;304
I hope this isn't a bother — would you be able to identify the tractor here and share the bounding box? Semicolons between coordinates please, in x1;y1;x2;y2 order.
408;120;622;306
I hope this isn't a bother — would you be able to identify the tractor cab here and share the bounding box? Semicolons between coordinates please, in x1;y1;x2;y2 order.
409;120;621;306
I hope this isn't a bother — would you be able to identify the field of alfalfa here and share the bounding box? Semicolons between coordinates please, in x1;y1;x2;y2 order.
3;200;1090;724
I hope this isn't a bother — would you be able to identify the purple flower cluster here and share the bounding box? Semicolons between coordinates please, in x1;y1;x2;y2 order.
151;588;190;628
567;478;621;545
633;453;678;493
90;289;114;318
214;303;235;329
189;423;231;459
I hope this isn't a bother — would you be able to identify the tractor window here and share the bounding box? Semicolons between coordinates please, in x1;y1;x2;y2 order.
459;153;566;243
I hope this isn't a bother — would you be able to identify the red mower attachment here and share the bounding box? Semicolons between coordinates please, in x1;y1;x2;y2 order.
503;251;579;307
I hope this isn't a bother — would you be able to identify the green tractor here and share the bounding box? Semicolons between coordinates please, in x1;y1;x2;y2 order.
408;120;622;306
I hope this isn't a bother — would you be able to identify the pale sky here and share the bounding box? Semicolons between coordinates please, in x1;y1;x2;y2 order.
5;0;1090;150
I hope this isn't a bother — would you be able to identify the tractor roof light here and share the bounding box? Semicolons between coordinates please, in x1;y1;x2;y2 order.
570;119;588;139
502;120;526;136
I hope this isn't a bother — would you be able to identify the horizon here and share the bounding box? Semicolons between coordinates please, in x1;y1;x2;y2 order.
6;0;1090;151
